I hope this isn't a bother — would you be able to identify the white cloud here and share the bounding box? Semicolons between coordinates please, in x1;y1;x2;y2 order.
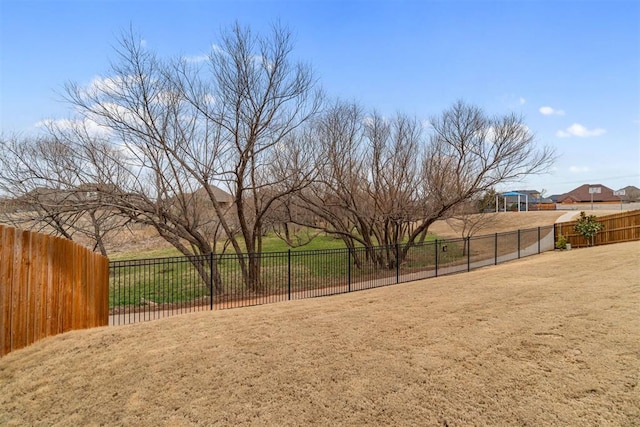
35;117;111;137
184;54;209;63
484;126;496;141
85;75;150;97
140;39;148;48
519;97;526;105
87;75;121;95
539;106;565;116
569;166;590;173
556;123;606;138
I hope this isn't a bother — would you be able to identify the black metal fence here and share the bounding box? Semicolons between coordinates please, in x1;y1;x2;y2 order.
109;225;555;325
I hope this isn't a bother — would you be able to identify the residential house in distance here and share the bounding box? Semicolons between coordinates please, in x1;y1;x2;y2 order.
0;196;14;214
189;184;234;210
548;194;562;203
615;185;640;203
4;187;69;213
169;184;235;222
556;184;621;205
3;184;122;214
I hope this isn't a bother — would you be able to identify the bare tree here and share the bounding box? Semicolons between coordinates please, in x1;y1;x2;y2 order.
173;23;323;290
0;134;129;256
394;101;555;263
287;100;554;269
282;101;425;268
294;101;370;255
48;23;322;291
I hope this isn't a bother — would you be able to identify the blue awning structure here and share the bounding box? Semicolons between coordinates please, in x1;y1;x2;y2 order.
499;191;530;212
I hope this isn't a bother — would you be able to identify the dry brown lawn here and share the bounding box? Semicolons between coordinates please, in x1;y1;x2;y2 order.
1;240;638;425
427;210;621;239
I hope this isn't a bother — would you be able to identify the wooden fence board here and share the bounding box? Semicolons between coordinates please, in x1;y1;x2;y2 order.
13;229;28;352
45;238;55;337
555;210;640;248
100;257;109;325
36;234;49;342
0;224;109;357
62;240;74;333
53;239;64;336
0;226;15;356
78;244;88;330
28;232;40;345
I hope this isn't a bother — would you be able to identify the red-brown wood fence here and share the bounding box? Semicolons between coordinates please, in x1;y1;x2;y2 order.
554;210;640;249
1;225;109;357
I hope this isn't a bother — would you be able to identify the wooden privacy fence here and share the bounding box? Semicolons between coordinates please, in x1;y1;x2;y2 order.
1;225;109;357
554;209;640;249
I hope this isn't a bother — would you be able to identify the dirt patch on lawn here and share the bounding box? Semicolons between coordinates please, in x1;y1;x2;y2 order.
1;242;639;425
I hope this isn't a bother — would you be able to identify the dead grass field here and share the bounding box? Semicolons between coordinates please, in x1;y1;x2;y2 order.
1;239;638;425
427;210;620;239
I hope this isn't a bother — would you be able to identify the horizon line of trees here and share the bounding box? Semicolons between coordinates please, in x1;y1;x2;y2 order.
0;23;555;292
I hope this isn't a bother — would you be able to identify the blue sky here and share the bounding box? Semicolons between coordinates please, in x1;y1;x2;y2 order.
1;0;639;195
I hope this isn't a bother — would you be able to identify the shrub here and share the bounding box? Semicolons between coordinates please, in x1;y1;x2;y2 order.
574;211;604;246
555;233;567;250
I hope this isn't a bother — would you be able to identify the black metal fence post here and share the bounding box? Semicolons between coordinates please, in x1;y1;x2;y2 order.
538;227;541;254
435;239;439;277
395;242;400;284
518;229;521;259
494;233;498;265
209;252;214;311
347;248;351;292
287;249;291;301
467;237;471;272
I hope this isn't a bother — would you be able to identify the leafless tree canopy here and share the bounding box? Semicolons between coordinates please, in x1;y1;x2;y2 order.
282;100;554;268
0;133;130;256
2;23;323;290
0;23;554;288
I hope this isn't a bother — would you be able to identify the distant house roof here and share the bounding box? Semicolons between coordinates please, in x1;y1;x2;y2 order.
557;184;621;203
534;197;554;204
617;185;640;202
191;184;234;204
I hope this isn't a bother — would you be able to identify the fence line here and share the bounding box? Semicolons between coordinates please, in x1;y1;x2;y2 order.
1;225;109;357
109;225;555;325
554;209;640;248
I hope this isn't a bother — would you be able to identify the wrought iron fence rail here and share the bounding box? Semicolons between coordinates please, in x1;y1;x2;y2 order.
109;225;555;325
